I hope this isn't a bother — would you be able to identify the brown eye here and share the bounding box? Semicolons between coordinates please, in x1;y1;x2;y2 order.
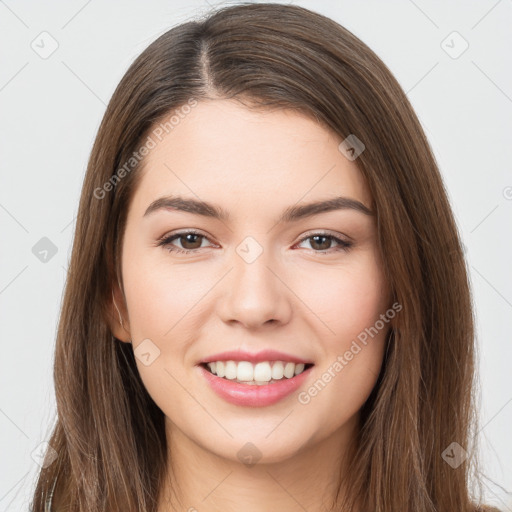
309;235;332;251
175;233;204;250
157;231;213;254
296;233;353;253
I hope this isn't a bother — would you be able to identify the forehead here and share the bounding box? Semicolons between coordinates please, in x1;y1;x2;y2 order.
129;99;371;219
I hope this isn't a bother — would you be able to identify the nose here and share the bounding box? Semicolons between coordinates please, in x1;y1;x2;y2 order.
217;244;293;330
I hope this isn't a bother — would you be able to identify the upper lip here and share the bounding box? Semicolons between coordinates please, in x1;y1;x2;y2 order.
198;349;314;365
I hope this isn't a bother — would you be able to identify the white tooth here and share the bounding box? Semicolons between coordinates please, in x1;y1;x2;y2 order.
283;362;296;378
237;361;254;381
209;360;308;380
216;361;225;378
255;380;269;385
294;363;305;375
224;360;237;379
253;362;272;382
271;361;284;379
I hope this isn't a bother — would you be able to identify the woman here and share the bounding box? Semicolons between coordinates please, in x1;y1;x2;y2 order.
31;3;499;511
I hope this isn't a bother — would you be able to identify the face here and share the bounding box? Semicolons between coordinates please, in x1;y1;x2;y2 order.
111;98;392;465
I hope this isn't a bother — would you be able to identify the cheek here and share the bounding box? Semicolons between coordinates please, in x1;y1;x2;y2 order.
121;241;208;341
295;252;389;342
297;282;389;433
121;249;197;413
294;252;389;406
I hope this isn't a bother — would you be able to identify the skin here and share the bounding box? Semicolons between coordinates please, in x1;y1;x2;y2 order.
110;99;392;512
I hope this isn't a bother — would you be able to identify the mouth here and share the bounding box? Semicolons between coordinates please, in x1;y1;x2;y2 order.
197;360;315;407
199;360;315;386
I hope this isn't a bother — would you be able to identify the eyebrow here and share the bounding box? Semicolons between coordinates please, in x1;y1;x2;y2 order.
143;195;374;222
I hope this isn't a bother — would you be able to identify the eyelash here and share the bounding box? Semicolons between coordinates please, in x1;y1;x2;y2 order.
156;229;353;255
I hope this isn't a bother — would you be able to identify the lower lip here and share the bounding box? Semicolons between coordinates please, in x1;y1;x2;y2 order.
198;364;314;407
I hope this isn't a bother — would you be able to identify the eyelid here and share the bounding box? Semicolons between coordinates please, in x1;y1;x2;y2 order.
155;229;215;246
296;229;351;243
157;228;208;240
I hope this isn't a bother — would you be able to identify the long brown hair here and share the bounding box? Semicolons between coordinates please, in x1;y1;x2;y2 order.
30;3;496;511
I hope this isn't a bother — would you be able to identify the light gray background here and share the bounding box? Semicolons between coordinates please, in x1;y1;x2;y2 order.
0;1;511;510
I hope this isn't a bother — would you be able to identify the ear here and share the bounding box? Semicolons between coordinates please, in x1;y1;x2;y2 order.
108;283;132;343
